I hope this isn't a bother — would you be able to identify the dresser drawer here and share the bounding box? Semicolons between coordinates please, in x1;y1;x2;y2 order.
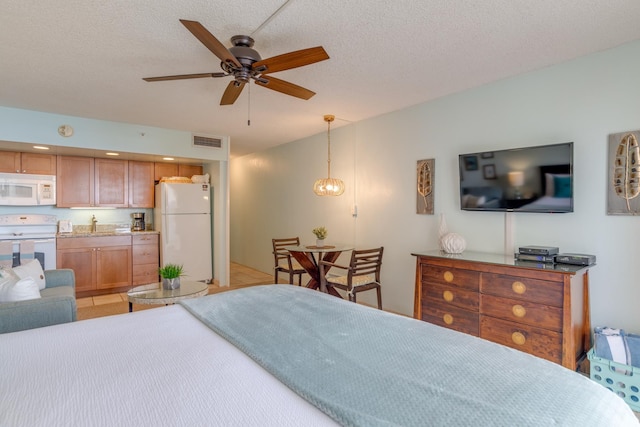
421;264;480;291
132;233;159;245
480;294;562;332
421;297;479;336
480;273;563;307
480;316;562;364
132;263;159;285
132;244;158;265
423;282;479;312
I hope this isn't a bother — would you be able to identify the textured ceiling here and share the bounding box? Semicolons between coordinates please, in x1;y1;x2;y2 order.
3;0;640;157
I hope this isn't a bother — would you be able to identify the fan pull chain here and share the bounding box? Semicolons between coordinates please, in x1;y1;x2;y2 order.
247;82;251;126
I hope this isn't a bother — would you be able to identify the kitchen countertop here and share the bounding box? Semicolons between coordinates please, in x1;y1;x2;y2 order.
57;230;159;239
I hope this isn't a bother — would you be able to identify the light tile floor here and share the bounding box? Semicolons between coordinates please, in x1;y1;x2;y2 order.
76;262;277;308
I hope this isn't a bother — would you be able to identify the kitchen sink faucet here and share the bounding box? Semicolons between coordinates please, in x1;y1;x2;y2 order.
91;215;97;233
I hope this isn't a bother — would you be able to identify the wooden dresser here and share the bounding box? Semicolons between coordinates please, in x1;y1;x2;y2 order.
412;250;591;370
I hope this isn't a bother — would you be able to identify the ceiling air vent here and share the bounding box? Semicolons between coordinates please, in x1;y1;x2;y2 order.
193;135;222;149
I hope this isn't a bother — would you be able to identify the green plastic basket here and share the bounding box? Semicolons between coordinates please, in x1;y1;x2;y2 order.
588;348;640;412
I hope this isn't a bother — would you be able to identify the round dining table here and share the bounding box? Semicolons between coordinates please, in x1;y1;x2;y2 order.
285;244;354;297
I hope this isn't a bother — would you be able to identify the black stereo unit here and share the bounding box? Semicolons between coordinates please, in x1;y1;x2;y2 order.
514;253;556;263
555;253;596;266
518;246;559;256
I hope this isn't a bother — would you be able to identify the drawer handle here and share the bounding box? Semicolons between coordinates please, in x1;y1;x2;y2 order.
512;331;526;346
443;271;454;282
512;281;526;294
512;304;526;318
443;290;454;302
443;313;454;325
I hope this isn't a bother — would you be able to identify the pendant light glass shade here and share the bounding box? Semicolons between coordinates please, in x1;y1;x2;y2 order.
313;114;345;196
313;177;345;196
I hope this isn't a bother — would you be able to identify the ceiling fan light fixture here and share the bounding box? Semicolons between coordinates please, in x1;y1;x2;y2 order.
143;20;329;106
313;114;345;196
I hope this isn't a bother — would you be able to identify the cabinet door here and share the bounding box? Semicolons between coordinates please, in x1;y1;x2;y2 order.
57;247;96;292
178;164;203;178
57;156;94;207
95;158;128;207
154;162;178;181
20;153;57;174
0;152;21;173
129;161;154;208
96;245;132;289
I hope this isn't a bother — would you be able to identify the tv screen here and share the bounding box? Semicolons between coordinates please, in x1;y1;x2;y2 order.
459;142;573;213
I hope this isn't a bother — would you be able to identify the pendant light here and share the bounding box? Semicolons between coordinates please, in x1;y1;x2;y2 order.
313;114;345;196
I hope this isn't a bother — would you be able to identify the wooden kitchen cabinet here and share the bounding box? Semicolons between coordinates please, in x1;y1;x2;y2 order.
154;162;178;181
56;156;94;207
129;161;154;208
95;158;128;207
412;250;591;371
0;151;57;174
154;162;203;181
178;164;203;178
57;156;128;207
132;233;159;285
57;235;132;296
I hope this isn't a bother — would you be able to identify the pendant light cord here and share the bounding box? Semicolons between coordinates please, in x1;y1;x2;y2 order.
326;117;331;178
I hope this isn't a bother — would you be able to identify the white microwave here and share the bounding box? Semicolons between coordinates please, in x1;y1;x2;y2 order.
0;173;56;206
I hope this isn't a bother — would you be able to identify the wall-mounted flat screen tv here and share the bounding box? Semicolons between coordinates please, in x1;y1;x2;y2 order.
459;142;573;213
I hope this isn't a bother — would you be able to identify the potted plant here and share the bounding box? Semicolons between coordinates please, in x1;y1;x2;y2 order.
312;226;328;247
159;263;184;290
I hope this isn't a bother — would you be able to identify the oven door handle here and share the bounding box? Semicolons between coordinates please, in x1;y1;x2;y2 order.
7;238;56;244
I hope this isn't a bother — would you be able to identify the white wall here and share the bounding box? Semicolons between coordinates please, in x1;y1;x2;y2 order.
230;39;640;333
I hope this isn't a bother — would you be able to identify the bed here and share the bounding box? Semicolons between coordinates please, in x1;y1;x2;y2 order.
1;285;637;426
518;164;573;212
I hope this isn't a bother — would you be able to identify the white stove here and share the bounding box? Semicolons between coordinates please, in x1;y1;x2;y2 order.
0;214;57;269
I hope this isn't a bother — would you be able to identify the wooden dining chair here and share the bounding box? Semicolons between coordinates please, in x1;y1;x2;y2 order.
272;237;305;285
320;247;383;309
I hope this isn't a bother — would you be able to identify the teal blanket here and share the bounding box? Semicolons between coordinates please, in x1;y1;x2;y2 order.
181;285;637;426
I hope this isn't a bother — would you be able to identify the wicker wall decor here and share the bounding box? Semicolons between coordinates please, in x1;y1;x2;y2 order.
608;129;640;215
417;159;434;214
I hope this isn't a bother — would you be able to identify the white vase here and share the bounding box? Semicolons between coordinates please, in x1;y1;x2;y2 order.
316;239;325;247
441;233;466;254
162;277;181;290
438;213;448;251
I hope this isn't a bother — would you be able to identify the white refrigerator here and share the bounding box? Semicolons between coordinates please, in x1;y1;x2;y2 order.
154;183;212;282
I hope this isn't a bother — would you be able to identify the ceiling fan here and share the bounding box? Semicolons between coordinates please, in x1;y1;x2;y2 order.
143;19;330;106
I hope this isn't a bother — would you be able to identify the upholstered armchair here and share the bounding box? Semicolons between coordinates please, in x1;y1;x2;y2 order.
0;269;77;334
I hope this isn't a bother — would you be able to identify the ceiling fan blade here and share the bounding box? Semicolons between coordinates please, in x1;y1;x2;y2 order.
143;72;226;82
179;19;241;68
255;75;315;100
220;81;246;105
253;46;329;74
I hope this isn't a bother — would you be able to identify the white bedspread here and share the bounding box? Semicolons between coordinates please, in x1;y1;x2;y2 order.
0;305;338;427
520;195;572;211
